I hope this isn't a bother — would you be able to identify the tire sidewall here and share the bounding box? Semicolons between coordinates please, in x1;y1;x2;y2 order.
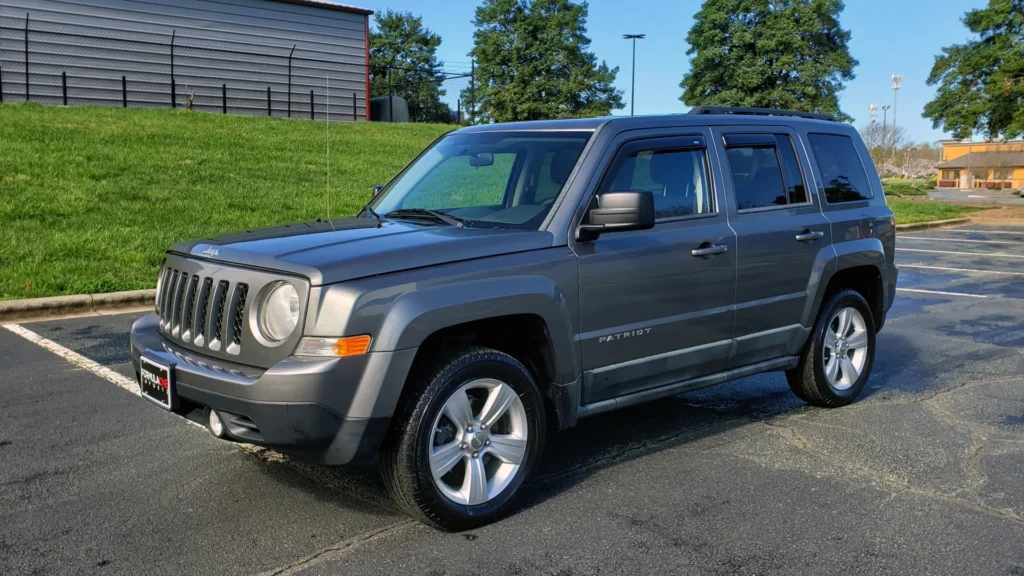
411;352;545;526
811;291;876;403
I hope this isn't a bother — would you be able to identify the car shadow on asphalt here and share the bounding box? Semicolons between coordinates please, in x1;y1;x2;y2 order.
234;332;939;526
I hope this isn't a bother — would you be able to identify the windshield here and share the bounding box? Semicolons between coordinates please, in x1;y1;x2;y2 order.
368;131;592;229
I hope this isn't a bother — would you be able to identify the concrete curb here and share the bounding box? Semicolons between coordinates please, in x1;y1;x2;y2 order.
0;289;155;323
894;218;969;232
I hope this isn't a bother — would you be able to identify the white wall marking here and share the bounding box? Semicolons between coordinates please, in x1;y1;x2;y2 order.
896;288;988;299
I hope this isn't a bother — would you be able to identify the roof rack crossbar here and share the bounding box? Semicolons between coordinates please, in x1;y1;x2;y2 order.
688;106;837;122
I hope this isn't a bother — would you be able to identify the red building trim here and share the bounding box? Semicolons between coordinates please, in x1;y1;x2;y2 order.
364;15;371;121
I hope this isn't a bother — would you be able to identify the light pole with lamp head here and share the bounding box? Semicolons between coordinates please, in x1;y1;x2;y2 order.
623;34;645;116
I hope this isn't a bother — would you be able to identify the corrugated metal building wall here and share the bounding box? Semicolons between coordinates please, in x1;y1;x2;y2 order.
0;0;371;121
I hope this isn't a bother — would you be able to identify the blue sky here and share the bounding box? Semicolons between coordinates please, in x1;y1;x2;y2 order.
352;0;986;143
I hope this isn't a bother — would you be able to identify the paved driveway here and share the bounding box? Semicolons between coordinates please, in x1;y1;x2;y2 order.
2;225;1024;575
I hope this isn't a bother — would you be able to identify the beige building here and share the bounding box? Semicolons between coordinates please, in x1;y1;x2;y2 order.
937;140;1024;190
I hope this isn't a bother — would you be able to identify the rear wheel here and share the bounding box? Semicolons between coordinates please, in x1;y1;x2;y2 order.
787;290;876;407
379;346;546;531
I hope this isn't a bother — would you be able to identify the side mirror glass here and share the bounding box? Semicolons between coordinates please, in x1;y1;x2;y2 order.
577;191;655;242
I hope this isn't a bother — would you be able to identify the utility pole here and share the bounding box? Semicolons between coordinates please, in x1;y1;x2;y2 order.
891;75;902;178
623;34;645;116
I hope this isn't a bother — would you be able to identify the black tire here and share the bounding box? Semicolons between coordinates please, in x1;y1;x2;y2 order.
786;290;876;407
379;346;546;531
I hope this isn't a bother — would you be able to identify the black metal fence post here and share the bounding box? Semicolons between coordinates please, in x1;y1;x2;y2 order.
61;71;67;105
469;58;476;125
222;84;227;113
122;76;127;107
287;44;295;118
352;92;356;122
266;86;271;116
24;13;30;102
387;66;393;122
310;90;314;120
169;30;176;108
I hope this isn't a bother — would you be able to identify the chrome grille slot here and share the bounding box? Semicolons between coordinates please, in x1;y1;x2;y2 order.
161;270;179;329
193;278;213;347
170;272;187;336
181;275;199;342
210;280;230;352
157;268;173;317
224;283;248;356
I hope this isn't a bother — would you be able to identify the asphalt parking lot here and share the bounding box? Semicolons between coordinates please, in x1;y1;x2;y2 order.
3;224;1024;576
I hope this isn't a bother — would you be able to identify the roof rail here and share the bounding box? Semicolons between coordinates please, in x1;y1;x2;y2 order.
688;106;837;122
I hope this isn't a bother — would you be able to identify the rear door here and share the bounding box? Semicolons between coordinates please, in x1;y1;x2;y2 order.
712;126;832;368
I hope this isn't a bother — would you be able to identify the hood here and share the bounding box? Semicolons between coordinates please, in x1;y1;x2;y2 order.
170;218;554;285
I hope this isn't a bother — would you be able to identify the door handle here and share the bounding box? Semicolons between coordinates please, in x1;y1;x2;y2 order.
795;230;825;242
691;243;729;258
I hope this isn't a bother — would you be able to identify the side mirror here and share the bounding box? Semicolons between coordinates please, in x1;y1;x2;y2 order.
576;191;655;242
372;185;385;197
468;152;494;167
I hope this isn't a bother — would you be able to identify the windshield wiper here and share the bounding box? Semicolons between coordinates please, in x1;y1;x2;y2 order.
384;208;467;228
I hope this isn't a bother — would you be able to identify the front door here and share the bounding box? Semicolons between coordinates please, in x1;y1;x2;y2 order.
573;132;737;405
713;128;833;368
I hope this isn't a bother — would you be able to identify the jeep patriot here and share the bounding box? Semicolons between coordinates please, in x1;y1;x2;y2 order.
131;107;897;530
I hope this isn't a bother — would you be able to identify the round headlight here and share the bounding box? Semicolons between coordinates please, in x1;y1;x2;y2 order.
259;283;300;342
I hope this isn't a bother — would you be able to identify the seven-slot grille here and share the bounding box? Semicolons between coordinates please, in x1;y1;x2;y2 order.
157;268;248;355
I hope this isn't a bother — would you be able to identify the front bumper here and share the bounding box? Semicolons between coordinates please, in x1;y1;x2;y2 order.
130;314;416;465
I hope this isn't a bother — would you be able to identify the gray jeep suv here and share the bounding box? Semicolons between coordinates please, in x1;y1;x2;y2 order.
131;107;896;530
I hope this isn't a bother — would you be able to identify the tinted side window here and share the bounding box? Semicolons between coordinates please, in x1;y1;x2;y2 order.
603;147;713;219
808;133;873;203
776;137;808;204
726;147;787;210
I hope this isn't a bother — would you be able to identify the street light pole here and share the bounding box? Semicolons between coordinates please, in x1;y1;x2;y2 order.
891;74;902;177
623;34;645;116
881;105;891;177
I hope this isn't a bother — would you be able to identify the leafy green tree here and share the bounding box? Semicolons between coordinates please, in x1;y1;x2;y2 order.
680;0;858;121
470;0;624;122
370;10;451;122
923;0;1024;139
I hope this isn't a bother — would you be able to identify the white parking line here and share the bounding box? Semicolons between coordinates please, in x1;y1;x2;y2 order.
899;264;1024;277
897;248;1024;259
2;323;202;430
898;236;1015;245
896;288;989;299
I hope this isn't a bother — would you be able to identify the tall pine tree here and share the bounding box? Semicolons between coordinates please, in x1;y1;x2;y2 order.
470;0;623;122
680;0;858;121
924;0;1024;139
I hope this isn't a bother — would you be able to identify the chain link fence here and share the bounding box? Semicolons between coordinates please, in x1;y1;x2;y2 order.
0;12;472;124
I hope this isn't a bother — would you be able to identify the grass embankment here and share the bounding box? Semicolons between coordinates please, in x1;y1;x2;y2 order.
888;198;989;224
0;104;994;300
0;103;453;300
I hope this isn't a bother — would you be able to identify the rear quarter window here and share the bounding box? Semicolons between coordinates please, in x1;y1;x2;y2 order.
807;133;873;203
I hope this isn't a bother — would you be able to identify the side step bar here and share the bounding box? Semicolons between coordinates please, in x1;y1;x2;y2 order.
577;356;799;419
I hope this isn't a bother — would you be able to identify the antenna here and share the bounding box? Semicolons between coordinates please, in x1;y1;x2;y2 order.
325;76;335;231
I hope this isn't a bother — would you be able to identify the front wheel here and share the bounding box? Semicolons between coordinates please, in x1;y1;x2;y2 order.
787;290;876;407
379;346;546;531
